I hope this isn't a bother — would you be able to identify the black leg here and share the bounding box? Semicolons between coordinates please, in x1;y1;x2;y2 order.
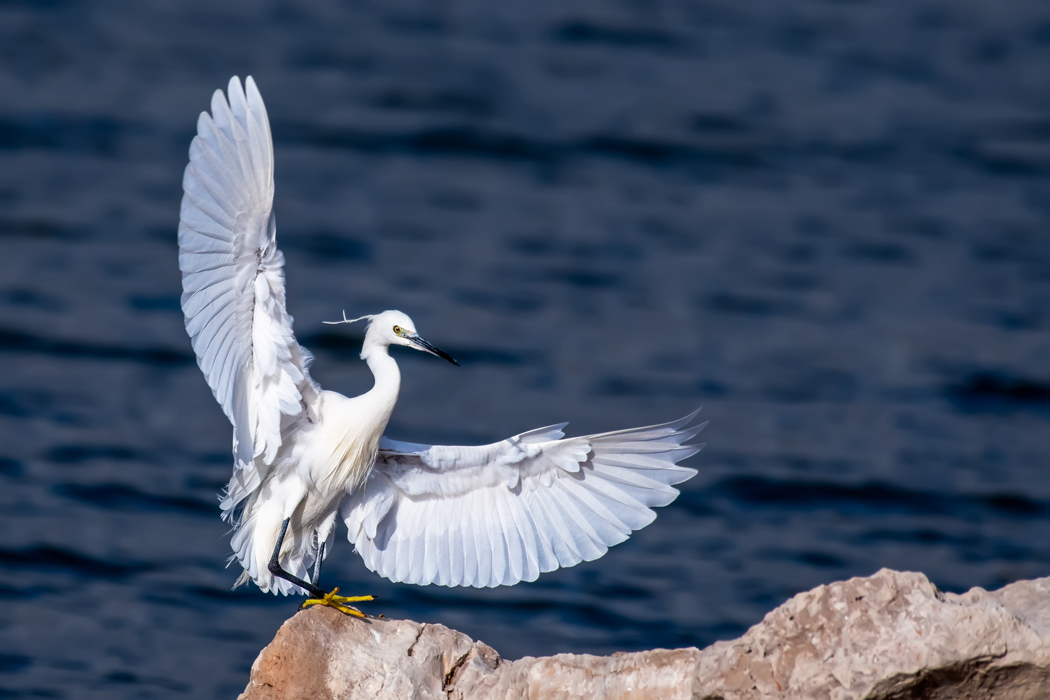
268;518;327;598
311;541;325;586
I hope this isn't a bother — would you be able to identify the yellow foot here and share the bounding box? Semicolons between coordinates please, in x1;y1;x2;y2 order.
300;587;374;618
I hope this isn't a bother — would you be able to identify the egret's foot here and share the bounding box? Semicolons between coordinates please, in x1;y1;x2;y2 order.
299;587;374;618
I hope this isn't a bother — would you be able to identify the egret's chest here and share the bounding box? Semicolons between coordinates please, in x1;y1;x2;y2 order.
306;393;393;494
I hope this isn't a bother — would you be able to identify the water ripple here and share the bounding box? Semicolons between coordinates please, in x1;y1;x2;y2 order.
0;546;153;579
53;484;215;517
0;328;193;366
698;476;1050;520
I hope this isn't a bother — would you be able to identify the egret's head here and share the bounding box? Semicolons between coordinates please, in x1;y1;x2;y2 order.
325;309;459;365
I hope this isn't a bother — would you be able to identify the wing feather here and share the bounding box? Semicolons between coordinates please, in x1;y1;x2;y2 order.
197;307;239;384
549;480;613;556
473;499;492;586
178;76;320;518
461;498;479;586
449;514;464;585
522;491;557;573
496;498;513;586
506;493;538;582
407;520;424;583
533;490;579;569
344;412;703;587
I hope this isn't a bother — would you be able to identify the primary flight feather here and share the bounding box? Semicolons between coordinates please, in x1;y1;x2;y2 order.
178;76;704;608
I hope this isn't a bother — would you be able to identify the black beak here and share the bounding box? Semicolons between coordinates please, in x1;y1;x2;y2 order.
408;334;460;366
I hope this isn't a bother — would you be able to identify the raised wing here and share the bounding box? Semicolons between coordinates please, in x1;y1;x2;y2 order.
340;412;704;588
178;76;320;516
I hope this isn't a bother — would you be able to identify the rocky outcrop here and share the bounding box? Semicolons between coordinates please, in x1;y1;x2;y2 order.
238;569;1050;699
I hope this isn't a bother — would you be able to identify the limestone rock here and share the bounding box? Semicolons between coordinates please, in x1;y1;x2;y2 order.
236;609;485;699
239;569;1050;700
693;570;1050;700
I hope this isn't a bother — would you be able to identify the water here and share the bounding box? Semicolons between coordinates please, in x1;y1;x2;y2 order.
3;0;1050;697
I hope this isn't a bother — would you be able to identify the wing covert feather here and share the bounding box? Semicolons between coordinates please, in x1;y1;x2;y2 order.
341;412;704;587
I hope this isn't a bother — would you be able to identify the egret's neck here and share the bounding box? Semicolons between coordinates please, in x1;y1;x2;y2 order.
360;342;401;424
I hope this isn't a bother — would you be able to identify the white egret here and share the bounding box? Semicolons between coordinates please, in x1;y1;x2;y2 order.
178;76;704;616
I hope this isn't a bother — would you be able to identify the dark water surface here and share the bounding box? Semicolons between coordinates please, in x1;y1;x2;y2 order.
3;0;1050;697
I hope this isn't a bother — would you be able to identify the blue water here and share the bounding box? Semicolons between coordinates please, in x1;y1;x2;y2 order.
3;1;1050;697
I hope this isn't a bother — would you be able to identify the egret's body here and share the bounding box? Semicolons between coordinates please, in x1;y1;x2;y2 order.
230;313;417;595
178;77;704;607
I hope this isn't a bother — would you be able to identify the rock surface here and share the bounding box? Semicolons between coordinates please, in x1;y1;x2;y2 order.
239;569;1050;699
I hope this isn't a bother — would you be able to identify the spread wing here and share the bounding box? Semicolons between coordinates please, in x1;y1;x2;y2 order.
340;412;704;588
178;76;320;516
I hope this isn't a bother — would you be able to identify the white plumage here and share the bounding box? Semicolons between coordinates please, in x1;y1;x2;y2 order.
178;76;704;599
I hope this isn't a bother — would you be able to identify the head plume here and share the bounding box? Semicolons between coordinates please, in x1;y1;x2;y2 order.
322;310;373;326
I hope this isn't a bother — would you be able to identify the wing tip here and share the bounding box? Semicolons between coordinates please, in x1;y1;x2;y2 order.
671;407;704;431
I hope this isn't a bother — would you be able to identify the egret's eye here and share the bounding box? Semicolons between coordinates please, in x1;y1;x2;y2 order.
393;325;402;335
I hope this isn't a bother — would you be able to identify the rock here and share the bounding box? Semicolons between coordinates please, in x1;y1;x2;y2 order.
239;569;1050;700
694;571;1050;700
236;609;485;699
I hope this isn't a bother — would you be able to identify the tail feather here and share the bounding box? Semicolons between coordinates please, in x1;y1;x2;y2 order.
229;495;314;595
